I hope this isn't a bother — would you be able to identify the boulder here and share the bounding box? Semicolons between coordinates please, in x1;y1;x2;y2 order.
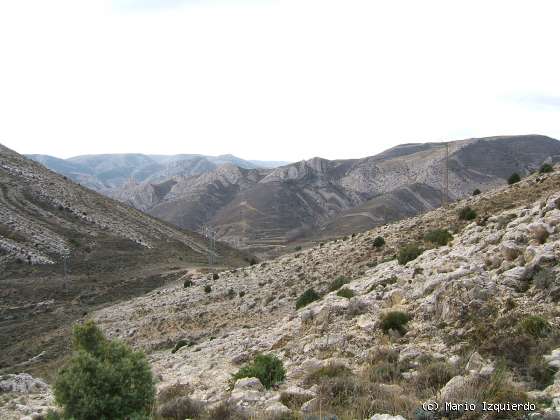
501;240;524;261
369;414;407;420
264;401;291;416
0;374;48;394
233;377;264;392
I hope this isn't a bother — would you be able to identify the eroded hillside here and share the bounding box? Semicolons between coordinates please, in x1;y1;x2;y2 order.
0;144;252;384
6;165;560;419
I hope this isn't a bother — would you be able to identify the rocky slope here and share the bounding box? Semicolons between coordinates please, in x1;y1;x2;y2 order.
6;164;560;419
0;143;252;384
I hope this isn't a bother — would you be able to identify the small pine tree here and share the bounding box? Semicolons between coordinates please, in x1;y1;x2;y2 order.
472;188;481;196
232;354;286;389
508;173;521;185
540;163;553;174
372;236;385;248
54;321;155;420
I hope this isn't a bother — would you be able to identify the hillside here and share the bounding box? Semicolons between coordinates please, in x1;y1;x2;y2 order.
96;135;560;255
0;144;252;379
5;161;560;419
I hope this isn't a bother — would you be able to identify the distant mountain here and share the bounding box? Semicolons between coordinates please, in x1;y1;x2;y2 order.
27;153;290;191
27;135;560;255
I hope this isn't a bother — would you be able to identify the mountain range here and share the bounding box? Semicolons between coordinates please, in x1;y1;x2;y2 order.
28;135;560;255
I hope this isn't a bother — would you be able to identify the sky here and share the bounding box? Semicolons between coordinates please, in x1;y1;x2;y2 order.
0;0;559;161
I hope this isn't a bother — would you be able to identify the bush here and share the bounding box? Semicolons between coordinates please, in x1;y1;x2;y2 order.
472;188;481;196
172;339;190;354
533;268;556;290
227;288;236;299
518;316;551;338
372;236;385;248
424;229;453;246
295;288;320;309
183;279;193;288
458;206;477;221
336;288;355;299
540;163;553;174
204;285;212;294
380;311;410;335
329;276;350;292
232;354;286;389
397;244;423;265
294;246;302;251
508;172;521;185
53;321;155;420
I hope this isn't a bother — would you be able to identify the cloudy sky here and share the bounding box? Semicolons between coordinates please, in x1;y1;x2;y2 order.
0;0;559;161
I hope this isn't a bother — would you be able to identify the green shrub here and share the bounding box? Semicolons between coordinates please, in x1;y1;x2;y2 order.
172;339;190;354
295;288;320;309
232;354;286;389
397;244;423;265
204;285;212;294
458;206;477;221
472;188;481;196
53;321;155;420
336;288;355;299
329;276;350;292
227;288;236;299
508;172;521;185
372;236;385;248
540;163;554;173
294;246;302;251
518;316;551;338
380;311;410;335
183;279;193;288
424;229;453;246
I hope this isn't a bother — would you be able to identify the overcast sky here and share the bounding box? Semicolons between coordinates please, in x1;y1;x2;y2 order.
1;0;559;161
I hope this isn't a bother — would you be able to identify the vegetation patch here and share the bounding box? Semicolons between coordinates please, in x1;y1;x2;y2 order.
424;229;453;246
172;339;190;354
508;172;521;185
53;321;155;419
458;206;477;221
397;244;423;265
518;316;551;338
232;354;286;389
540;163;554;174
336;288;355;299
304;364;353;386
372;236;386;248
380;311;410;335
295;288;320;309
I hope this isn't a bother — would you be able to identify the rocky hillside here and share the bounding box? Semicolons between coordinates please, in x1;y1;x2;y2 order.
101;135;560;255
0;143;252;384
5;163;560;419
